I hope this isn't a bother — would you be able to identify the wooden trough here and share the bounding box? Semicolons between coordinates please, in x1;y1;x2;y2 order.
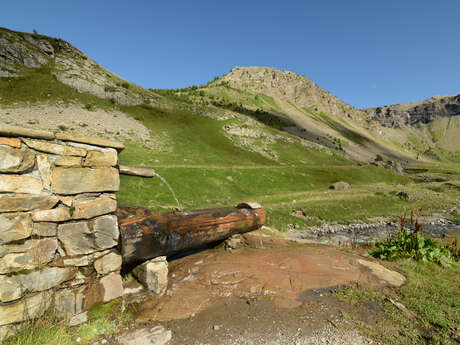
116;202;266;265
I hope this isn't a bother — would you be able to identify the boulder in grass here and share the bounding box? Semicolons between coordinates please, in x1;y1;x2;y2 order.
396;191;414;201
329;181;350;190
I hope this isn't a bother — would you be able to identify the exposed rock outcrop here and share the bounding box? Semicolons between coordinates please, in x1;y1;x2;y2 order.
0;27;156;106
364;94;460;128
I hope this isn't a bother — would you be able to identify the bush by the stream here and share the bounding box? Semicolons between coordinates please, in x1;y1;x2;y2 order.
371;211;455;265
372;231;452;264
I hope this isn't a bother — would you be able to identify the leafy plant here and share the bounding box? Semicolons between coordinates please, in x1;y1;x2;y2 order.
104;85;117;93
371;209;453;265
375;154;384;162
84;103;94;111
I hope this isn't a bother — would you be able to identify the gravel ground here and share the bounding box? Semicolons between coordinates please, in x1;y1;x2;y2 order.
191;325;374;345
0;104;153;144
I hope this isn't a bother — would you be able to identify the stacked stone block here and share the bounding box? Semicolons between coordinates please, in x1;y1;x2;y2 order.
0;125;125;338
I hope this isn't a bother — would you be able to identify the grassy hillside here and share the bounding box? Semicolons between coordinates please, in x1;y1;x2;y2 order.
1;29;459;231
116;104;459;231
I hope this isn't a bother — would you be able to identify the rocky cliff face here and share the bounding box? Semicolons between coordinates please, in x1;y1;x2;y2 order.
0;29;57;77
0;27;154;106
364;94;460;128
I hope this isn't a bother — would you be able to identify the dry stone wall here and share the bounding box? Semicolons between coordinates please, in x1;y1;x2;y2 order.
0;125;127;338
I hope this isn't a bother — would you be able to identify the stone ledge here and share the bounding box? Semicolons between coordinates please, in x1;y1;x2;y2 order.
0;124;125;151
23;138;87;157
119;165;155;178
56;133;125;151
0;124;54;140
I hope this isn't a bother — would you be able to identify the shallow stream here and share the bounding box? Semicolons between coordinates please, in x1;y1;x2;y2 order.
287;221;460;246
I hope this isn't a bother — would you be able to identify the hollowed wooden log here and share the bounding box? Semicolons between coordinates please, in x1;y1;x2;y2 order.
116;203;266;265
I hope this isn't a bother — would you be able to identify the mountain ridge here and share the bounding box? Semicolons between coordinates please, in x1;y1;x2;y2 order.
1;27;459;162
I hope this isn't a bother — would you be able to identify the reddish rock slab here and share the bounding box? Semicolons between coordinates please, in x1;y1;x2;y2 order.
136;243;405;322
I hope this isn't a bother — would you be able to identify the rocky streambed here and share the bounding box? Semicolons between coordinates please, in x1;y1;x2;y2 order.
286;214;460;246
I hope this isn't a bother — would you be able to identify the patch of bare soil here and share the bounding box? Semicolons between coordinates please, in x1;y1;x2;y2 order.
130;237;403;344
0;104;160;147
162;295;375;345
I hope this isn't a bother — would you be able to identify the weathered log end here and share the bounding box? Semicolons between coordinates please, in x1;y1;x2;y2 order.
116;203;266;266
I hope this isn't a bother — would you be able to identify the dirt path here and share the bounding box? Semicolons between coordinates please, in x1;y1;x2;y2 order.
151;164;356;169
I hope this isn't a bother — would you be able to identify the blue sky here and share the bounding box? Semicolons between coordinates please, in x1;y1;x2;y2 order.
2;0;459;108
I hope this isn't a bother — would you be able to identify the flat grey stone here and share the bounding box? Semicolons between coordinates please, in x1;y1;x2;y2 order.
83;150;118;167
54;155;82;167
32;222;57;237
32;206;71;222
93;251;122;275
99;272;123;302
53;285;86;319
51;167;119;195
72;197;117;220
93;215;119;250
117;326;172;345
0;275;23;302
0;175;43;194
132;257;168;296
55;133;125;151
23;138;86;156
0;291;52;326
17;266;77;292
357;259;406;287
58;215;118;255
67;311;88;326
0;146;35;173
36;154;52;189
0;194;58;212
0;124;54;140
329;181;350;190
119;165;155;178
0;212;33;243
58;221;94;255
0;323;20;342
0;238;57;273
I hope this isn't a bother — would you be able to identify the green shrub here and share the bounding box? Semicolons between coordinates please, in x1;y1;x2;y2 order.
84;103;94;111
371;211;453;265
375;154;384;162
104;85;117;93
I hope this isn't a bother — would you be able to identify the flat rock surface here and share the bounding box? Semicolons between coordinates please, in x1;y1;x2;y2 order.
51;167;119;194
116;326;172;345
124;239;407;344
137;243;402;323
